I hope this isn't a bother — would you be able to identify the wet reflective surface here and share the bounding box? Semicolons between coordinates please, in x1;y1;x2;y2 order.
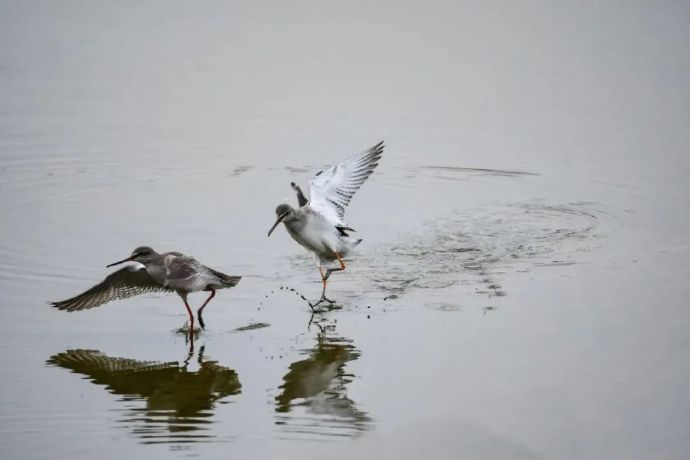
47;346;241;444
275;317;371;439
2;2;690;459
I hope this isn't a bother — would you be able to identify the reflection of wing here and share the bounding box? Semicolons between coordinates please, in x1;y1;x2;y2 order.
50;266;173;312
47;349;241;413
47;349;179;395
47;349;241;444
308;141;384;225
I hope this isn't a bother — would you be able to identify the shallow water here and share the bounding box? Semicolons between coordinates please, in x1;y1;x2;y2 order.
1;2;690;459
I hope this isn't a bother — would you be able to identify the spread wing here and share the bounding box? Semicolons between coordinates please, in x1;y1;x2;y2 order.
308;141;384;225
50;266;173;312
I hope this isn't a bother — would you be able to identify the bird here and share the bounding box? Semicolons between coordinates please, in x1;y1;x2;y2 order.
267;141;384;308
50;246;241;332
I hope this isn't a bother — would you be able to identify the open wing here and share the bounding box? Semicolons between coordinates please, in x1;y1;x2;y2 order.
308;141;384;225
50;266;173;312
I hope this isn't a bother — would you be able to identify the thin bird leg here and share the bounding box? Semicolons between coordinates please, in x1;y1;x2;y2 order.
196;289;216;330
182;296;195;340
318;267;327;291
312;267;335;308
313;255;346;307
319;281;335;304
323;252;347;281
308;268;326;311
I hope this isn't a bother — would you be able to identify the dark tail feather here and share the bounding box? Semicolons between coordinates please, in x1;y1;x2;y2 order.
335;225;357;237
210;269;242;287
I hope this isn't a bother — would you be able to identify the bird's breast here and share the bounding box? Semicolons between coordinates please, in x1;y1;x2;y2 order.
285;216;344;258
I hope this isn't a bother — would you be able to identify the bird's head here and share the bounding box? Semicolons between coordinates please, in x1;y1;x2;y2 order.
106;246;158;268
268;204;295;237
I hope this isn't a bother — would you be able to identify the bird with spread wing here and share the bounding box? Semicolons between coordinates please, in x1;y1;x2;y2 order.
50;246;241;333
268;141;384;308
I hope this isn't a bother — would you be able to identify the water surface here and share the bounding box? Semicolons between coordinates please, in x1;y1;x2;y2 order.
1;2;689;459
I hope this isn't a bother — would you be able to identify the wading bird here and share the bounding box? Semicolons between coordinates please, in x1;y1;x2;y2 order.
50;246;241;333
268;141;384;309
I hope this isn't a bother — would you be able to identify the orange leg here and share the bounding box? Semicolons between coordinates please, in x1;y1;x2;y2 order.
318;267;327;288
323;252;346;280
315;266;331;308
335;252;346;270
310;252;348;309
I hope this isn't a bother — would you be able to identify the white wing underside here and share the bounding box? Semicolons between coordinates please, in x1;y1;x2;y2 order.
308;141;384;226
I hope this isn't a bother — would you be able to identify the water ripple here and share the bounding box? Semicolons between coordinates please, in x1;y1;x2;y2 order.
359;201;617;299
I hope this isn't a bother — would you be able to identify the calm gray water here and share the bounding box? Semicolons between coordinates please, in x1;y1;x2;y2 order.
1;1;689;459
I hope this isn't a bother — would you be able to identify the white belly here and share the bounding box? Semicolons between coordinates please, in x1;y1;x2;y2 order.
285;213;347;260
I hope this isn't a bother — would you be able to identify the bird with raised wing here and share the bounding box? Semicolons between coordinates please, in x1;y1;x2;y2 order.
268;141;384;309
50;246;241;332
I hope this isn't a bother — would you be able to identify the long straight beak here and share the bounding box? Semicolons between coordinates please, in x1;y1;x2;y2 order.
267;213;288;237
106;256;135;268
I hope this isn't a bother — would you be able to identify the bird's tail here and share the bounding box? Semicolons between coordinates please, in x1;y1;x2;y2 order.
209;269;242;287
349;238;363;248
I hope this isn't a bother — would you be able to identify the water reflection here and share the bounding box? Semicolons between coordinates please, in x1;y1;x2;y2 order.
46;346;240;445
275;317;371;439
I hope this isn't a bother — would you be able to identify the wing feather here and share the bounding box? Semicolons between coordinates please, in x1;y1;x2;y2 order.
308;141;384;225
50;266;173;312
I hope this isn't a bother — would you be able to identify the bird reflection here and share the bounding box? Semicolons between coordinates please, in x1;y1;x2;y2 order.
46;346;240;445
275;318;371;438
